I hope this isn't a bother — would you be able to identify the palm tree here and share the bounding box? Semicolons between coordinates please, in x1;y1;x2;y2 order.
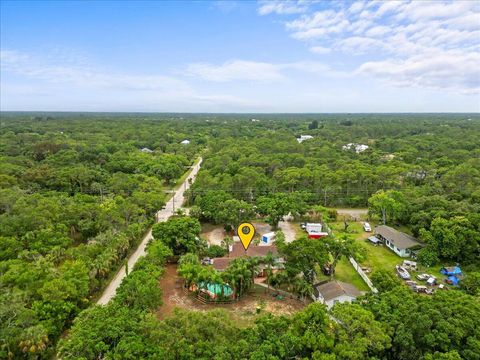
221;236;234;257
262;252;277;293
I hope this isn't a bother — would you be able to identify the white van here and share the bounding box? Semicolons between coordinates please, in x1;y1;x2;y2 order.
363;222;372;232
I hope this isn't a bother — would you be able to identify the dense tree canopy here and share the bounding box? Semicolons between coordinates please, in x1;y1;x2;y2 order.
1;112;479;359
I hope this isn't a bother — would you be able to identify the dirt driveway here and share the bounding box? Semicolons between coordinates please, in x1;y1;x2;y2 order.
278;221;297;243
203;227;226;246
203;221;297;246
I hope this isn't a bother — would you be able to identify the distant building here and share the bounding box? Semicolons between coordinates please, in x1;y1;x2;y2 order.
342;143;369;153
181;139;190;145
313;280;361;309
374;225;423;258
140;147;153;153
297;135;313;143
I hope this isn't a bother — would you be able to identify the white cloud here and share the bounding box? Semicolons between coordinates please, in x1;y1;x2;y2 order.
267;0;480;94
186;60;285;82
357;50;480;94
258;0;306;15
186;59;343;82
0;49;259;112
309;45;331;54
0;49;189;92
365;25;391;37
348;1;365;14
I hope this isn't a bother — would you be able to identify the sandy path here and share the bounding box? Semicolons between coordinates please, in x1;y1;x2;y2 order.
96;158;202;305
278;221;296;243
204;227;225;246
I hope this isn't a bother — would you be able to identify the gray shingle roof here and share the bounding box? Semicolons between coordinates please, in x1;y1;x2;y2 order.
375;225;422;250
315;281;361;301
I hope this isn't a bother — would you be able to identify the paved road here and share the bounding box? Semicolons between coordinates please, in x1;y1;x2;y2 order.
97;158;202;305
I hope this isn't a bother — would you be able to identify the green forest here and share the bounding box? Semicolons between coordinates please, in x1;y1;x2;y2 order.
1;113;479;359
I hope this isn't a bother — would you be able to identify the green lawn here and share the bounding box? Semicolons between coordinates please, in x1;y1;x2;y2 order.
334;257;370;291
329;220;404;280
320;221;376;291
356;240;403;273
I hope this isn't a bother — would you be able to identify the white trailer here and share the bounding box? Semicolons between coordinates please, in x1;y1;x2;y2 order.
306;223;322;233
261;232;276;244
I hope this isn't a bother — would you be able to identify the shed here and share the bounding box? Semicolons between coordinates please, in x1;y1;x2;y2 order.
140;147;153;153
181;139;190;145
261;232;275;244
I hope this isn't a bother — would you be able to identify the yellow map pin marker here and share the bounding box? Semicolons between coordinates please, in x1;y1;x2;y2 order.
237;222;255;251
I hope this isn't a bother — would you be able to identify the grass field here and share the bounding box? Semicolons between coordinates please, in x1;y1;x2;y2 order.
330;220;402;277
334;257;370;291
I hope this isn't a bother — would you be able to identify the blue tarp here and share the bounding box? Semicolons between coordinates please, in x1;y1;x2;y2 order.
440;266;462;276
447;276;460;286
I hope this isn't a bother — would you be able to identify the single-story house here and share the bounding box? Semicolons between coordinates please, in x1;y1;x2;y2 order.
374;225;423;258
313;280;361;309
212;242;282;276
181;139;190;145
140;147;153;153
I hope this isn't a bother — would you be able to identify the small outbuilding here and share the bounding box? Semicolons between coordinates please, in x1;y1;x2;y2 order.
313;280;361;309
140;147;153;153
261;232;275;244
181;139;190;145
375;225;423;258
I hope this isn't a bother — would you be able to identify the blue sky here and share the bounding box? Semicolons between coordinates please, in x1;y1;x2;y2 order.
1;0;479;112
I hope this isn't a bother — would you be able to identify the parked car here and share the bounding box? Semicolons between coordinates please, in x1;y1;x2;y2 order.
363;222;372;232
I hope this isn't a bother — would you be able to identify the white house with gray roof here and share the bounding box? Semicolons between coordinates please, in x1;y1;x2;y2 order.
313;280;361;309
374;225;423;258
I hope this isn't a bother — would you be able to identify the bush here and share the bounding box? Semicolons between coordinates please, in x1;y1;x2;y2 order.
203;245;227;258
